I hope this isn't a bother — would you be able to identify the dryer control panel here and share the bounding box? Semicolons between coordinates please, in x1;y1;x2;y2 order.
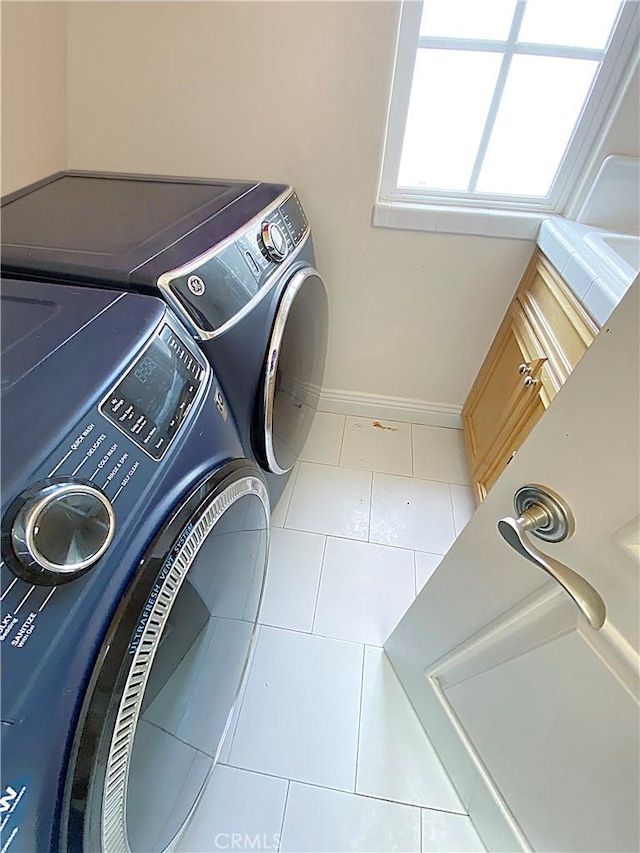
160;189;310;339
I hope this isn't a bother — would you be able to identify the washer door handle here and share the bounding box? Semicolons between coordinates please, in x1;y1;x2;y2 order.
497;485;606;630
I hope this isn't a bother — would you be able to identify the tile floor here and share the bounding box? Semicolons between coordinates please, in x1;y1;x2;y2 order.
177;415;484;853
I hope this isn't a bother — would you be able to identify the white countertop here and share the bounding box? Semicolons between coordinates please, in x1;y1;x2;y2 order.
537;217;639;326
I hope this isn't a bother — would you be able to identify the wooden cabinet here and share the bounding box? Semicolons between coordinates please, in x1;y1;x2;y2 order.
463;250;598;502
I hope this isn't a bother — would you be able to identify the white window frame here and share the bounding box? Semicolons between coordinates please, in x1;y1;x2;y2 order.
375;0;640;239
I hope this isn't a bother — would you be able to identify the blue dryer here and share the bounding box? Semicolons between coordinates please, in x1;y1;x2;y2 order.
1;172;329;502
0;278;270;852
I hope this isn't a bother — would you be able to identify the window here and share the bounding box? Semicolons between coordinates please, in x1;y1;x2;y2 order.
376;0;639;237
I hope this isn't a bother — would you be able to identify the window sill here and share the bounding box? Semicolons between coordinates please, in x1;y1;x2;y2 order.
372;201;544;241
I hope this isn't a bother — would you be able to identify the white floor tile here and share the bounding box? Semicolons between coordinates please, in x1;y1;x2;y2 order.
422;809;486;852
260;528;325;633
356;647;464;813
314;537;415;646
280;782;421;853
286;462;372;541
370;474;456;554
415;551;443;594
229;626;363;791
450;484;476;536
176;765;288;853
300;411;345;465
340;417;413;476
271;464;299;528
218;625;262;765
412;426;471;486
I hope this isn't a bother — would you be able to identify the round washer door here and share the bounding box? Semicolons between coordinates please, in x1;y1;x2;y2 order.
63;461;269;853
261;267;329;474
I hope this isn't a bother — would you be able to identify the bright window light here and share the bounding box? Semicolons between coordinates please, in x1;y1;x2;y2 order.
477;56;598;195
399;50;502;190
518;0;622;49
419;0;517;40
380;0;636;215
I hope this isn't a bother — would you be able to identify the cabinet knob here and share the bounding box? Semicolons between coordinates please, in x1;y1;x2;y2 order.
518;363;532;375
523;375;539;387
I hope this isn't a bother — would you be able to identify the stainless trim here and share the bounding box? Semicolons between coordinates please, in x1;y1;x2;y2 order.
262;267;325;475
98;310;211;462
513;483;575;543
261;221;288;262
101;474;270;853
156;187;312;341
18;483;115;574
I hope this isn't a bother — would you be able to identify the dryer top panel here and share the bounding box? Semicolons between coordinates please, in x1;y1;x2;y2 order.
0;171;286;290
1;174;238;254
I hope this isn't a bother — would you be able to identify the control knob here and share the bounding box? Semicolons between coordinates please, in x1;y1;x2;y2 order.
260;221;288;263
4;480;116;585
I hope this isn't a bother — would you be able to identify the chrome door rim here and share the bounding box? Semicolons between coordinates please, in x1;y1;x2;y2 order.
262;267;325;475
101;475;269;853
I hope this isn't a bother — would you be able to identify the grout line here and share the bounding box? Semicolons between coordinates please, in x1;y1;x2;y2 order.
259;621;366;648
293;458;371;472
259;618;313;634
313;630;384;648
410;422;415;479
277;779;291;853
413;550;418;598
281;463;300;528
447;482;458;538
419;804;423;853
221;761;467;816
353;643;367;794
310;535;328;634
367;471;374;543
337;414;347;467
421;803;471;818
280;528;417;552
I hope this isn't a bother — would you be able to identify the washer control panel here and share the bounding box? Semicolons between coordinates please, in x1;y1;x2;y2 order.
7;480;116;585
100;324;207;460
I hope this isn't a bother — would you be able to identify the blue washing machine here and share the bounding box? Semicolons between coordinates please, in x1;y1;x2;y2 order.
1;171;329;503
0;278;270;852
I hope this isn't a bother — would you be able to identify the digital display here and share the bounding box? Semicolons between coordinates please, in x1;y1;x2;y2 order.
100;326;204;459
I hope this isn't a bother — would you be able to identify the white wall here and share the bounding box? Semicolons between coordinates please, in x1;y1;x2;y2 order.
66;0;533;408
1;1;68;195
24;0;632;409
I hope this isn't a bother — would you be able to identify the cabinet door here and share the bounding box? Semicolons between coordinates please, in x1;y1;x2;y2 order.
517;251;598;403
476;379;545;496
462;302;546;501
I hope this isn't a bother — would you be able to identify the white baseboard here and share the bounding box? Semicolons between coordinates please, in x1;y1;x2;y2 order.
318;387;463;430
